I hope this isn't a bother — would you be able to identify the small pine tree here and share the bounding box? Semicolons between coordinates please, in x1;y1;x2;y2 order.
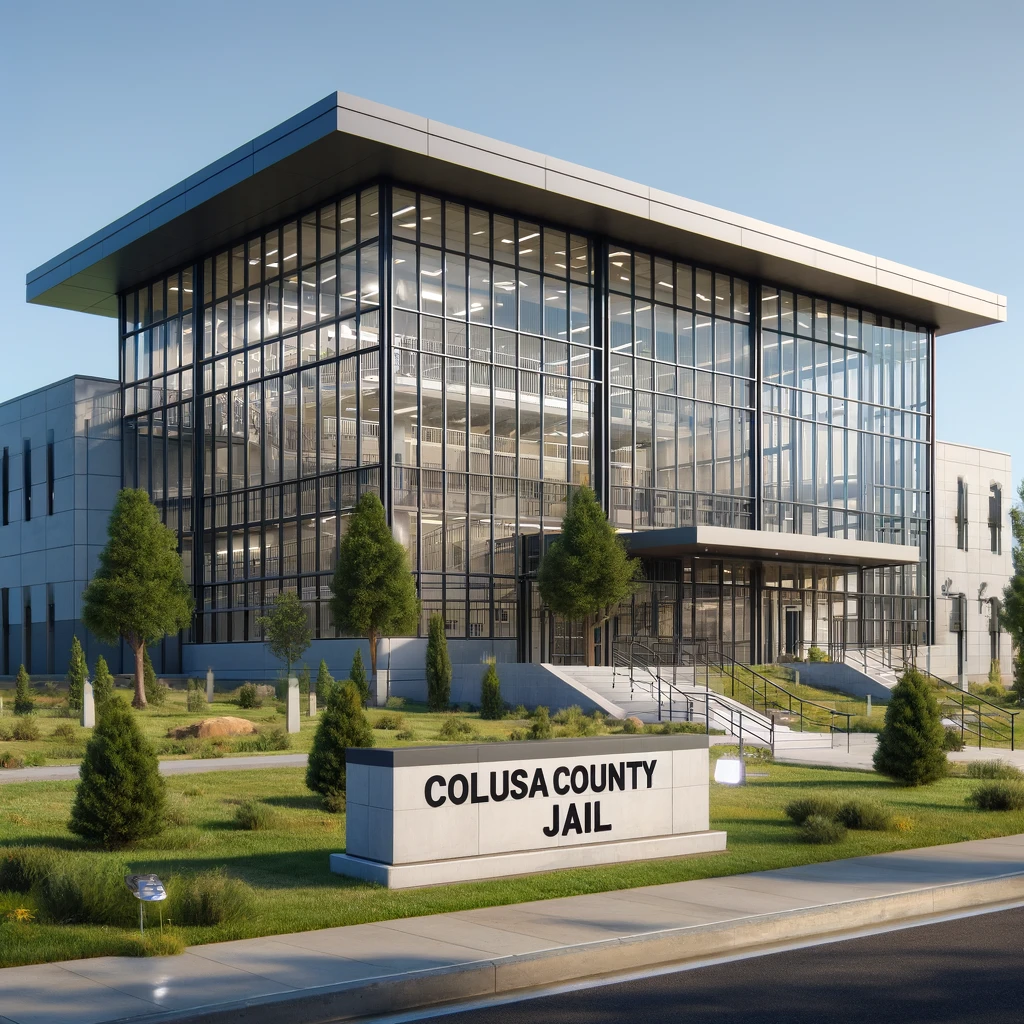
1012;655;1024;707
142;648;168;707
92;656;114;710
315;660;335;706
68;696;166;847
306;681;374;809
349;649;368;703
298;663;311;698
426;613;452;712
480;660;503;720
67;637;87;712
13;665;34;715
873;666;947;785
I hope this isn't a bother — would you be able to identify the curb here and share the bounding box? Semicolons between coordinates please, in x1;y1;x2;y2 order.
112;870;1024;1024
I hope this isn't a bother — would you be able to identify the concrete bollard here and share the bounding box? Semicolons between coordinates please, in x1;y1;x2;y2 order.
287;676;300;733
206;668;214;704
794;670;800;688
866;694;872;716
82;679;95;728
309;692;317;717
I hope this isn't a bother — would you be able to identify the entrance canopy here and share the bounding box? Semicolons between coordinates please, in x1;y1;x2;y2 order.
624;526;921;569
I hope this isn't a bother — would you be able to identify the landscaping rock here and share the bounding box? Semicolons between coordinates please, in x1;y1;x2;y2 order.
170;717;257;740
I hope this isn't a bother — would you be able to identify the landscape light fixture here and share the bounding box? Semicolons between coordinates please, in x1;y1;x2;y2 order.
125;874;167;935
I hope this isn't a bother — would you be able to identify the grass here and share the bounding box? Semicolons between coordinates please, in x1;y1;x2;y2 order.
3;759;1024;967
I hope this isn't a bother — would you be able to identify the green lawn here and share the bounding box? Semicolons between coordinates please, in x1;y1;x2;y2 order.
2;758;1023;967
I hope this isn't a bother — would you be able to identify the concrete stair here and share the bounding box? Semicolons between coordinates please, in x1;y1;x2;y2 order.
841;652;900;690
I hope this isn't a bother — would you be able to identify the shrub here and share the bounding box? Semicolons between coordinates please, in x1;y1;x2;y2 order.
349;650;369;704
395;728;415;741
167;870;256;926
836;799;892;831
186;679;206;713
426;613;452;711
11;718;40;742
315;660;335;706
988;659;1003;687
52;721;79;743
91;656;114;708
528;706;553;740
873;666;947;785
69;697;166;847
439;715;475;741
508;729;526;741
13;665;33;715
650;721;708;735
234;726;289;753
807;646;830;663
385;695;405;709
965;759;1023;780
0;846;57;893
143;648;169;707
323;792;346;813
942;726;965;752
554;705;604;738
966;780;1024;811
35;855;135;925
67;636;87;713
23;751;46;767
0;751;25;769
0;722;9;741
374;711;404;730
800;814;847;844
785;793;843;825
509;704;529;720
306;681;373;807
237;682;261;709
234;800;276;830
850;716;883;733
479;661;504;721
621;717;641;735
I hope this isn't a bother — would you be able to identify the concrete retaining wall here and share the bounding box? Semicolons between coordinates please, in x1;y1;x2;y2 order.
791;661;893;700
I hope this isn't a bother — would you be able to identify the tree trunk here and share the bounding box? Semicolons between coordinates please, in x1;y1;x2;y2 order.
132;639;147;709
584;613;595;667
368;630;378;679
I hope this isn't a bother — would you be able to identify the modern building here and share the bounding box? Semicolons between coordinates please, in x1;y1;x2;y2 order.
22;92;1009;682
0;376;121;676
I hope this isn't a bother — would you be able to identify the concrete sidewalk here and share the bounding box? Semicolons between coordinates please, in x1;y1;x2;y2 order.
2;834;1023;1024
0;754;310;785
776;734;1024;772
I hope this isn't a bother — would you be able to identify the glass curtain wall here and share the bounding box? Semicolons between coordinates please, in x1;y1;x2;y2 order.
760;287;931;642
390;186;595;639
606;247;754;531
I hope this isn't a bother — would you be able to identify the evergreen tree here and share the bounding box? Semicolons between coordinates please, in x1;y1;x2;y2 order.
330;493;419;682
426;613;452;711
92;656;114;710
256;591;312;678
315;659;336;706
1002;480;1024;704
298;663;311;698
142;647;168;707
306;681;374;810
81;488;194;709
873;666;947;785
68;696;166;847
13;665;33;716
479;660;503;720
67;636;87;713
349;648;368;703
537;486;641;665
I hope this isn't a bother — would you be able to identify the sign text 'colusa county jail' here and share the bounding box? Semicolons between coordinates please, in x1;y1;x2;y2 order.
423;758;659;838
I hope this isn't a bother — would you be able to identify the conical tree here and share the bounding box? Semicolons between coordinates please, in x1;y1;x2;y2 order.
1002;480;1024;704
81;488;194;709
13;665;33;715
92;655;114;709
349;649;368;703
315;659;336;706
537;486;641;665
68;696;166;847
329;493;419;684
479;660;503;720
306;681;374;810
426;613;451;712
67;636;87;712
142;647;167;707
873;666;947;785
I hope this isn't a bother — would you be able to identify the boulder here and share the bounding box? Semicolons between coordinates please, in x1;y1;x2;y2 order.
170;716;258;740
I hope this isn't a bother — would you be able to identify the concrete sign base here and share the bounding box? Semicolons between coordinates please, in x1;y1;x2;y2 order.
332;735;725;889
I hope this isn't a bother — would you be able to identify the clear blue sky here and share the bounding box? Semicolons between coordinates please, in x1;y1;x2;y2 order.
2;0;1020;481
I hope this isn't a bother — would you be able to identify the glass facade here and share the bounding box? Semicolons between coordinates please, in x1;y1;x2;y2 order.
117;179;934;661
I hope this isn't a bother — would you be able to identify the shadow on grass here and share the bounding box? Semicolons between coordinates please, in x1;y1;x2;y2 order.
262;794;325;811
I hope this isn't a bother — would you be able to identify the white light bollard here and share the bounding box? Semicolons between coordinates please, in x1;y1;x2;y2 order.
81;679;95;728
206;667;214;704
287;676;300;733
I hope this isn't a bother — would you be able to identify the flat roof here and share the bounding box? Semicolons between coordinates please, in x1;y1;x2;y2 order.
626;526;922;568
27;92;1005;336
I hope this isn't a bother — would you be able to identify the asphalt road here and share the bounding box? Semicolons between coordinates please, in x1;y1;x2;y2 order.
412;906;1024;1024
0;752;309;783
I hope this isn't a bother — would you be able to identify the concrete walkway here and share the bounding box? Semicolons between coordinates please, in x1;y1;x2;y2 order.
0;753;309;785
1;834;1023;1024
776;734;1024;772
